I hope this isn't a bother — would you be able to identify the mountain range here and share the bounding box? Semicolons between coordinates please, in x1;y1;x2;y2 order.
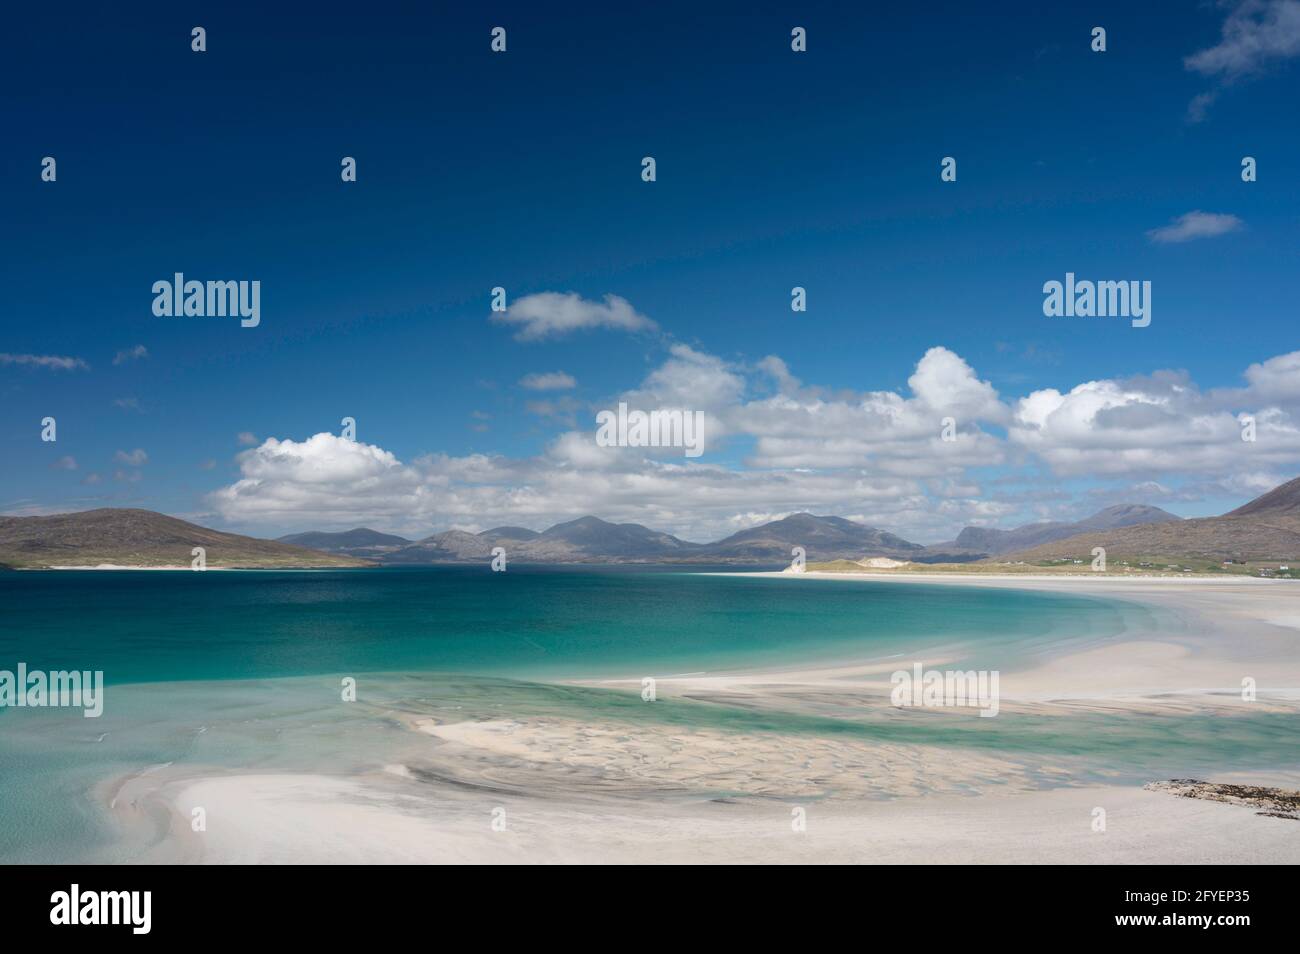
286;512;932;565
7;478;1299;570
280;504;1183;565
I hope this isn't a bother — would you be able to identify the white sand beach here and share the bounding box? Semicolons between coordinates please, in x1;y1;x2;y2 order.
116;770;1300;865
684;572;1300;707
102;574;1300;864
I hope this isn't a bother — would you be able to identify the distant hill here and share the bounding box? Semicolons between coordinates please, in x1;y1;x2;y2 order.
1003;479;1300;564
480;526;541;542
277;528;411;560
382;529;497;563
693;513;924;563
258;485;1300;570
384;516;703;564
1223;476;1300;529
536;516;700;559
1075;504;1183;531
936;504;1181;557
0;509;370;569
376;512;924;565
38;497;1294;571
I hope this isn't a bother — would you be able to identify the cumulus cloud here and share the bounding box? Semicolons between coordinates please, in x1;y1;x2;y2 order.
519;371;577;390
908;346;1006;420
207;342;1300;542
208;429;935;541
493;292;657;341
237;431;258;446
50;456;77;471
1146;211;1243;243
208;346;1010;538
625;344;745;414
0;353;88;371
1243;350;1300;402
1010;362;1300;479
209;433;424;524
732;347;1007;473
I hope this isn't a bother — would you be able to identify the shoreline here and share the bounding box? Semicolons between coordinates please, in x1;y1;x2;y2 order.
586;571;1300;708
19;564;355;571
710;568;1296;586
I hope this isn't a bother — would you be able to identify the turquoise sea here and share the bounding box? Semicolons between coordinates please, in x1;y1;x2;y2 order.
0;566;1156;683
1;567;1296;862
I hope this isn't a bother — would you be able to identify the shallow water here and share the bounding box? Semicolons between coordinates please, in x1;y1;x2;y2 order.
0;567;1292;862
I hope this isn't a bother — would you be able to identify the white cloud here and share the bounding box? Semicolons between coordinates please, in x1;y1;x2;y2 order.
756;355;799;394
0;353;88;371
237;431;258;446
732;347;1007;473
114;449;148;466
207;343;1300;542
1146;211;1243;243
50;456;77;471
1184;1;1300;120
1010;364;1300;477
208;347;1008;538
1243;350;1300;401
113;344;149;365
625;344;745;413
209;433;423;524
493;292;657;341
207;425;954;540
1186;0;1300;79
908;346;1006;420
519;371;577;390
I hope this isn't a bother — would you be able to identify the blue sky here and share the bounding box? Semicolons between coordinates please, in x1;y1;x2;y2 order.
3;1;1299;542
